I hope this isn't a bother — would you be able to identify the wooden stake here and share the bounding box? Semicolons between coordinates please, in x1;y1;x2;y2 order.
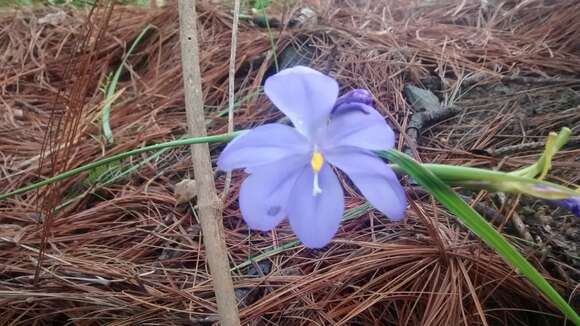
177;1;240;325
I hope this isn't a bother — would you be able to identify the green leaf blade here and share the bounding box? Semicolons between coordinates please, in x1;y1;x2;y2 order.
381;149;580;325
102;25;153;145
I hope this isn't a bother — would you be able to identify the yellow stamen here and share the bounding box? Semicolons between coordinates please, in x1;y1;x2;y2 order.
310;151;324;173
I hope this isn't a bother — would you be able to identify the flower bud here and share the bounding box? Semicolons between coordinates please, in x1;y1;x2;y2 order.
332;89;374;115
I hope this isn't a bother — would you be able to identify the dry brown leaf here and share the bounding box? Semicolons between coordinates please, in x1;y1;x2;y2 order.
174;178;197;204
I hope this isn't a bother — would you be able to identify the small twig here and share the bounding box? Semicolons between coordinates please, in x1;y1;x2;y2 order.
222;0;241;200
496;193;533;242
495;136;580;155
177;1;240;325
461;74;580;87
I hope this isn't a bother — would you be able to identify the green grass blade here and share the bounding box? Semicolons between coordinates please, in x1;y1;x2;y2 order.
258;8;278;72
102;25;153;144
0;132;240;201
382;149;580;325
252;0;271;11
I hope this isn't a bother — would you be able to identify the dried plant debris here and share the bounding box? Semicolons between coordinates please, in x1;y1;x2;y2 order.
403;85;462;156
1;0;580;325
174;178;197;205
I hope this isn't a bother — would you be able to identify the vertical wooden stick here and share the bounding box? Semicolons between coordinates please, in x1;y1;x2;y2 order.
177;1;240;325
222;0;241;198
227;0;240;134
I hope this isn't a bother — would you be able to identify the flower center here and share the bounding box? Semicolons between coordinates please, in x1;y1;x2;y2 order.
310;151;324;196
310;151;324;173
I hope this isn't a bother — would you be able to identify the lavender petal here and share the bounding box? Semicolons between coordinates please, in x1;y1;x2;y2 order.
326;147;407;220
264;66;339;138
239;156;308;231
322;103;395;151
287;164;344;248
217;123;309;172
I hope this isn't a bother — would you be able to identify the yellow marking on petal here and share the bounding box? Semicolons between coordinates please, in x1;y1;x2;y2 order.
310;151;324;173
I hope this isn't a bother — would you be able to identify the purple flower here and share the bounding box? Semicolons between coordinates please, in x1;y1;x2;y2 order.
556;197;580;216
218;66;407;248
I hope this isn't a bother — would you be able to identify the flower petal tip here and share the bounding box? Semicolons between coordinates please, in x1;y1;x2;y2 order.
301;239;331;249
556;197;580;217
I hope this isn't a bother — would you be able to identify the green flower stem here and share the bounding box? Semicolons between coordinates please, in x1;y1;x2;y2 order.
2;130;578;201
0;132;241;201
414;163;577;196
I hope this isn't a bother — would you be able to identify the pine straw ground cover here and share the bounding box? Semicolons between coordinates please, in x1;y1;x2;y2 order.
1;0;579;325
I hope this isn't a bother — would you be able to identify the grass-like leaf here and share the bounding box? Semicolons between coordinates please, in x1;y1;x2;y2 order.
0;132;240;201
102;24;153;144
382;149;580;325
252;0;271;11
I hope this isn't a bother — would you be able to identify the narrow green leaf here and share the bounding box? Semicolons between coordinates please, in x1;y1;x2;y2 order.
382;149;580;325
0;132;241;201
83;161;122;186
102;25;153;144
252;0;271;11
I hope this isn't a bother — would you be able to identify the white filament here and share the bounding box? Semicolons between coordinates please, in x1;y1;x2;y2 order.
312;172;323;196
